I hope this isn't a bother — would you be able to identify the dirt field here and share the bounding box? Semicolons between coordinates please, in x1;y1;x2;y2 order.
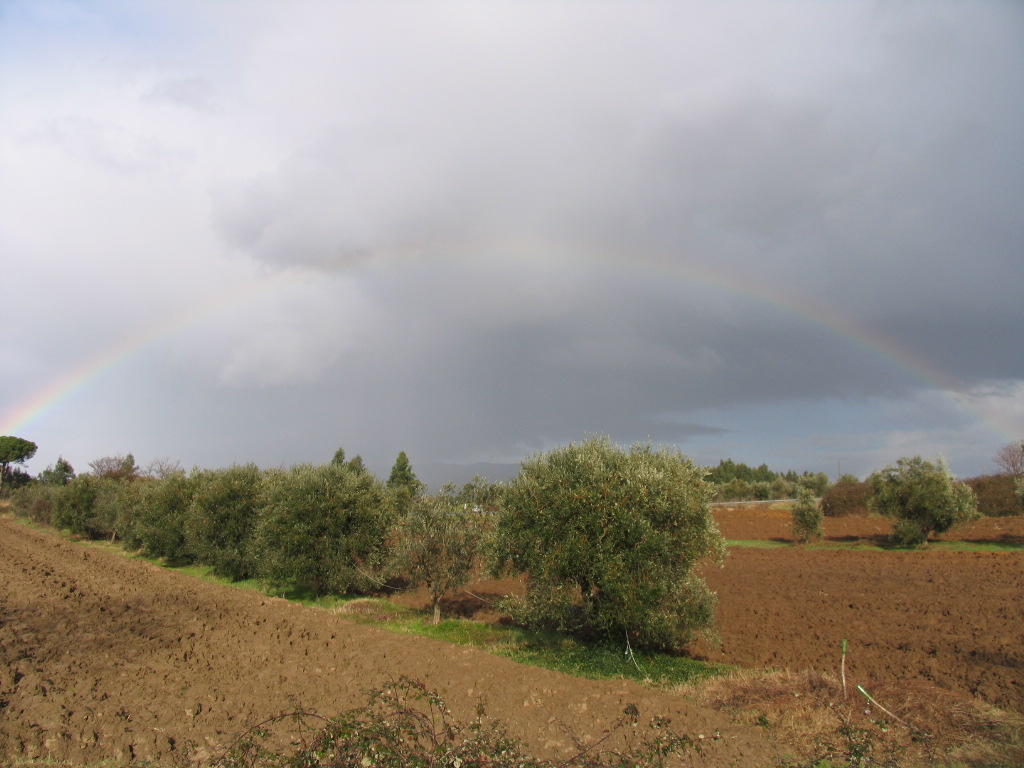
702;506;1024;713
2;508;1022;766
712;502;1024;546
0;517;767;767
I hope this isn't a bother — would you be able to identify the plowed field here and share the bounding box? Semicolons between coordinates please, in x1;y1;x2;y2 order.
0;517;765;767
701;506;1024;712
1;508;1022;767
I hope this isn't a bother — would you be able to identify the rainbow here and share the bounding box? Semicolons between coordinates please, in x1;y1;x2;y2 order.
1;242;1013;444
0;266;314;436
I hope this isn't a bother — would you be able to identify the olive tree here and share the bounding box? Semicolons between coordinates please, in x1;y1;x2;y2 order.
253;463;390;596
790;487;823;543
490;436;724;652
185;464;264;581
388;491;483;624
51;475;102;537
126;472;196;561
870;456;979;547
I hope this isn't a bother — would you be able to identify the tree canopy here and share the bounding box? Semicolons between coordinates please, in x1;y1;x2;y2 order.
491;436;724;651
870;456;979;547
0;436;38;488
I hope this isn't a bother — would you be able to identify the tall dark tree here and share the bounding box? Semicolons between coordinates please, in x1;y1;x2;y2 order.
387;451;422;514
0;436;37;488
387;451;420;491
346;454;368;475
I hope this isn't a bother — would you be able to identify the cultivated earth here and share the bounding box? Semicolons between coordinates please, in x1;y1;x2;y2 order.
1;507;1022;766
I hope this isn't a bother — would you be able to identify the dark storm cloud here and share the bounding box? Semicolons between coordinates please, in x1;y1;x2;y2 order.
3;1;1022;479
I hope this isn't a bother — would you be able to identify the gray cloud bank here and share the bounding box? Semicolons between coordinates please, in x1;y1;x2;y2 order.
1;1;1022;479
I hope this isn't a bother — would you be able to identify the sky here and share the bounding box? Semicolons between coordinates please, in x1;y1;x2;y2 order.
1;0;1022;482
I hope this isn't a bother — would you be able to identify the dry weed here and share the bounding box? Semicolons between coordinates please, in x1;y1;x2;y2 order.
678;668;1023;767
335;597;408;622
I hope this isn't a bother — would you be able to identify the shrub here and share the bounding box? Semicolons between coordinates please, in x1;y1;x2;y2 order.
791;487;823;543
387;492;483;624
869;456;979;547
8;482;58;525
253;463;391;596
820;478;872;517
186;464;264;580
214;677;696;768
490;436;724;652
963;474;1023;517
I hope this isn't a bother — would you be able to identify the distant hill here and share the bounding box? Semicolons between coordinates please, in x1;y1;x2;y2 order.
415;462;520;492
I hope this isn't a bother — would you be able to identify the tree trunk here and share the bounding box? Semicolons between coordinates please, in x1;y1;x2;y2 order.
432;596;442;625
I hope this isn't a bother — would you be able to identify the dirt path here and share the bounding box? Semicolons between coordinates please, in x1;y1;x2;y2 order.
0;518;767;767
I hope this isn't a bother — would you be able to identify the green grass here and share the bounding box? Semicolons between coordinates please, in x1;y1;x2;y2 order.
498;635;726;687
725;539;790;549
334;598;726;688
928;540;1024;553
727;538;1023;553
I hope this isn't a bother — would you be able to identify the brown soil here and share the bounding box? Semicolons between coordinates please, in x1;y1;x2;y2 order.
0;517;767;767
3;507;1022;766
713;502;1024;546
703;505;1024;712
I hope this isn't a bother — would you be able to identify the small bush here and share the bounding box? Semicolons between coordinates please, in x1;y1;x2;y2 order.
214;676;697;768
8;482;57;525
820;479;873;517
791;488;823;543
963;474;1023;517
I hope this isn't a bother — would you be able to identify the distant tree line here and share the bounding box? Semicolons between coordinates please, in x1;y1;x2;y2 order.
705;458;830;501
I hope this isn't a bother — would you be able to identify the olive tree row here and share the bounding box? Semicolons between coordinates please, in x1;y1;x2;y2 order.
10;439;725;650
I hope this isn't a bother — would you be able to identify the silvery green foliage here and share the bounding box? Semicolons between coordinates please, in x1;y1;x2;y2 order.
490;436;724;652
869;456;979;547
791;487;824;543
253;462;390;596
388;493;483;624
186;464;264;581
